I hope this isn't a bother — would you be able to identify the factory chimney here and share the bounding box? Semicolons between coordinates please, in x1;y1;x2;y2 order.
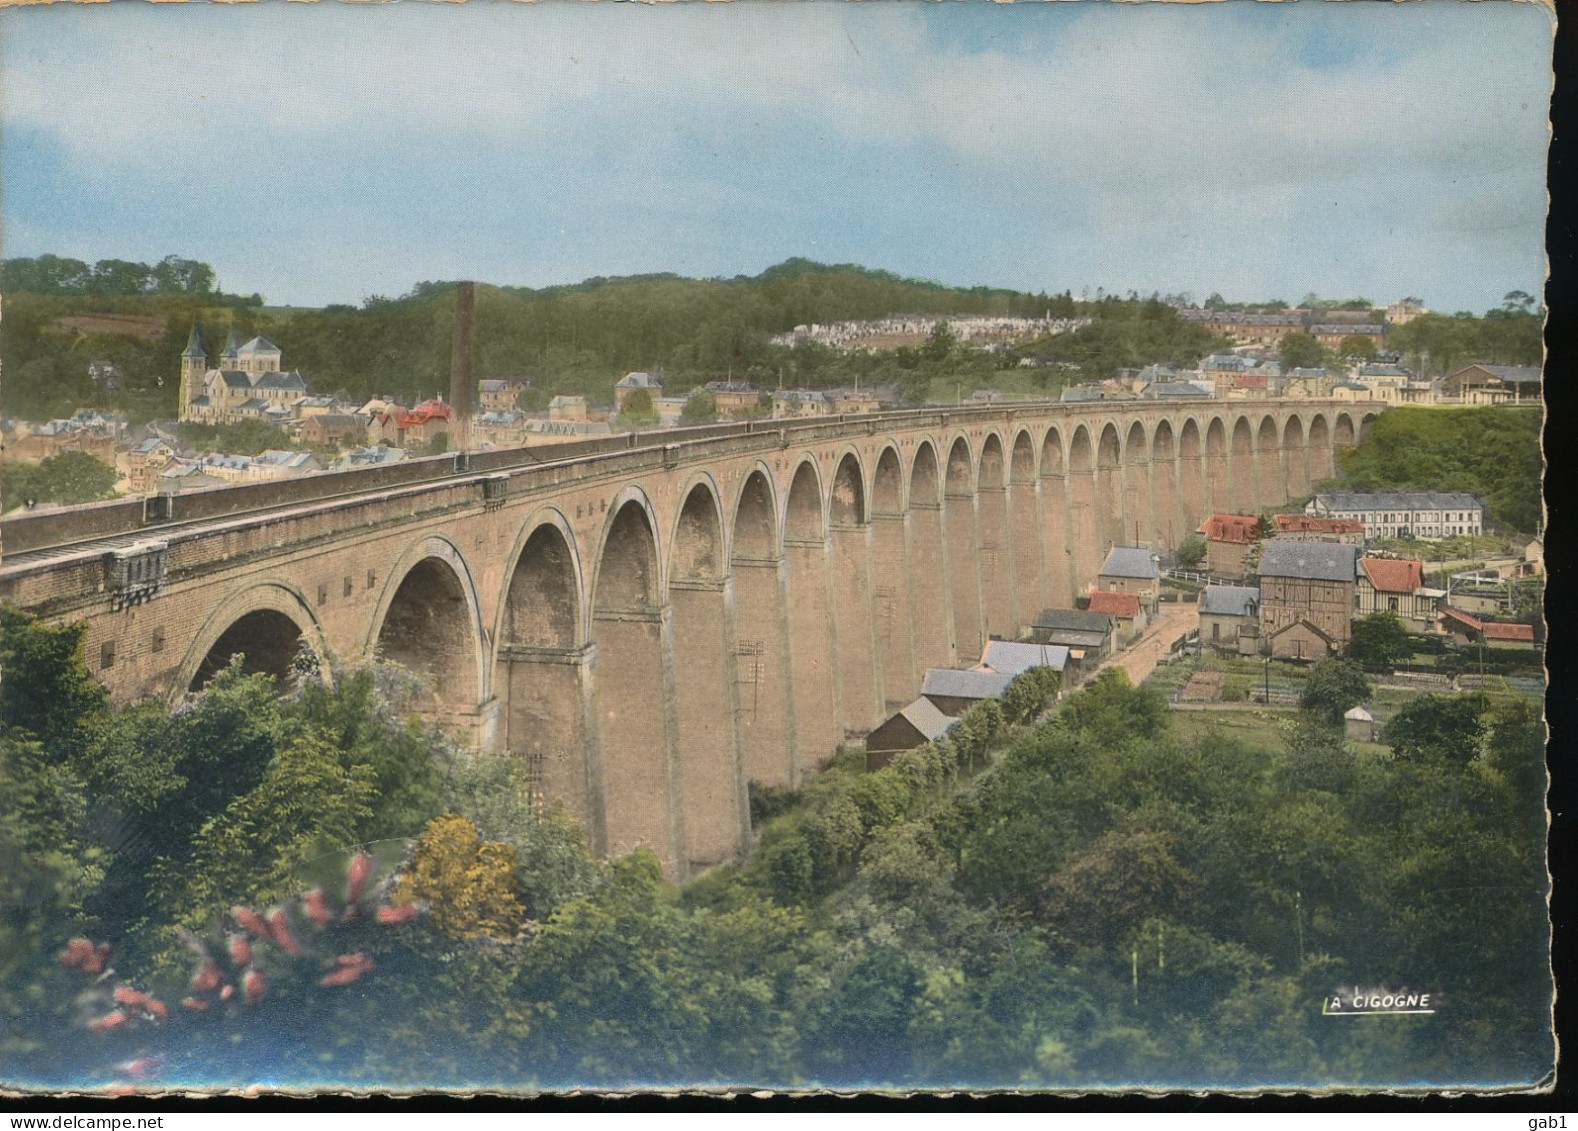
449;281;476;453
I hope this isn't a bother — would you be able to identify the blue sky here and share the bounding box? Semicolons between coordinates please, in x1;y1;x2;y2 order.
0;1;1554;311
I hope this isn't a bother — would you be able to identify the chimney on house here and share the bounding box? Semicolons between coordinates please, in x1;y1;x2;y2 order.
449;281;476;452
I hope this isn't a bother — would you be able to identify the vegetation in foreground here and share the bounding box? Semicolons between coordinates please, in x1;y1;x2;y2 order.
0;610;1551;1091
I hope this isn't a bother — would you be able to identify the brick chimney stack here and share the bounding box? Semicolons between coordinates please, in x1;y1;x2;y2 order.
449;281;476;452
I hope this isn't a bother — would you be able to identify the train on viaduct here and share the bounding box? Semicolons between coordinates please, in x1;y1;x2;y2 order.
0;399;1380;877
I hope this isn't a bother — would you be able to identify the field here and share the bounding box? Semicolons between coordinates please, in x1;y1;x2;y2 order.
48;311;168;340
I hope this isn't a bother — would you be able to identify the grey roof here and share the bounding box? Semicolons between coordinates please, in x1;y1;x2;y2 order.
1315;490;1481;511
135;437;170;453
1333;382;1369;391
189;395;212;407
237;398;270;412
253;370;308;391
1359;363;1410;377
1100;546;1160;580
616;371;663;389
216;369;252;388
312;413;369;427
1043;629;1113;649
1200;584;1260;617
1287;367;1329;377
920;668;1015;702
183;322;207;359
1478;365;1542;385
238;335;280;354
704;380;760;393
222;325;241;357
891;697;961;743
1060;386;1105;402
1258;540;1361;583
1143;382;1210;398
1313;323;1383;335
980;640;1070;675
1032;607;1115;633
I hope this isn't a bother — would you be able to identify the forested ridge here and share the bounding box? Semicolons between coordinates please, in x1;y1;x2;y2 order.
0;611;1550;1091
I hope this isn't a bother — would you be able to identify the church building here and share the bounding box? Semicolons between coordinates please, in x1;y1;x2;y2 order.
179;322;311;425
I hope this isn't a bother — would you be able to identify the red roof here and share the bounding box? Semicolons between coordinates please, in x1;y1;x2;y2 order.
1360;557;1425;594
1275;514;1364;535
1441;606;1536;642
381;397;453;428
1088;590;1141;619
1197;513;1261;544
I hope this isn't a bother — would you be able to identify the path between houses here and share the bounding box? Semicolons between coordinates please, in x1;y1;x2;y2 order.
1097;601;1198;686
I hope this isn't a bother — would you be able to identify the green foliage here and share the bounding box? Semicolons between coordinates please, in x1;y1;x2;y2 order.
1347;612;1413;671
0;451;119;510
179;419;293;457
1336;407;1542;534
0;609;110;751
0;255;219;298
1299;658;1371;724
1277;332;1331;371
1381;693;1491;767
1175;533;1207;569
680;388;717;423
392;815;524;941
1386;309;1542;374
1056;668;1167;747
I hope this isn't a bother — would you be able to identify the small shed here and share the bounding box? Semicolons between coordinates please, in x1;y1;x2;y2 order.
866;697;960;770
978;640;1070;677
920;668;1015;717
1344;704;1378;743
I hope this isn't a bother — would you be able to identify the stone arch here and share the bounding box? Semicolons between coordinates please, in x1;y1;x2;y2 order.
591;492;676;865
1230;415;1257;513
1122;420;1149;546
1205;416;1229;517
1361;411;1380;441
732;464;781;559
592;491;663;610
830;450;867;526
784;458;825;541
1011;429;1037;484
1041;426;1066;477
1308;414;1334;481
945;435;975;495
369;535;487;710
978;432;1007;490
671;476;726;582
1069;425;1093;473
178;581;328;696
1150;418;1180;550
1255;414;1282;509
1282;415;1308;498
1175;417;1205;535
910;440;941;505
1067;424;1100;590
872;445;904;515
495;510;590;831
1095;422;1124;555
1334;413;1357;447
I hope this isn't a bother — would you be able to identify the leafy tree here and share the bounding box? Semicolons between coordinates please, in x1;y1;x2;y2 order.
1277;332;1329;372
392;815;524;941
1381;693;1491;767
1298;658;1370;724
680;388;717;424
0;452;118;510
1346;612;1412;671
1039;828;1197;947
923;321;957;362
1175;534;1207;569
1058;668;1168;746
0;609;109;751
1338;334;1376;361
180;420;293;457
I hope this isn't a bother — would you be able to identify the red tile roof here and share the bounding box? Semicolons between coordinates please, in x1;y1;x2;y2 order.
1441;606;1536;642
1275;514;1365;535
1088;590;1141;619
1198;513;1261;544
1360;557;1425;594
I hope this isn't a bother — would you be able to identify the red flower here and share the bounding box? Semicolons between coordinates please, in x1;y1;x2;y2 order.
243;969;267;1006
376;903;421;926
191;960;223;994
112;986;148;1009
267;908;302;955
228;934;254;967
347;853;372;905
233;906;270;939
304;888;334;928
181;996;211;1013
88;1010;129;1033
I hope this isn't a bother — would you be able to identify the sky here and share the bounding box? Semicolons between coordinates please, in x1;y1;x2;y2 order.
0;0;1555;312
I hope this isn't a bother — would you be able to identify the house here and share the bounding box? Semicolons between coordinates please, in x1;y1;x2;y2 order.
1257;540;1361;656
1284;368;1333;398
1344;705;1379;743
920;668;1016;717
1199;584;1261;655
977;639;1070;679
373;397;453;447
772;389;832;418
865;698;960;770
1520;536;1544;578
156;460;227;492
1197;514;1262;576
966;389;1004;404
291;395;337;420
125;437;175;495
655;397;690;427
479;379;529;412
1439;607;1537;650
1140;381;1213;400
614;371;664;411
827;388;884;415
1087;590;1145;644
254;449;325;477
1357;557;1442;633
1386;299;1429;325
548;395;589;422
1441;364;1541;405
301;413;372;449
1026;608;1117;664
703;381;764;419
1311;323;1385;350
1273;514;1365;545
1059;384;1106;404
333;445;409;469
88;361;125;392
1307;491;1483;540
1266;617;1338;662
1096;545;1161;612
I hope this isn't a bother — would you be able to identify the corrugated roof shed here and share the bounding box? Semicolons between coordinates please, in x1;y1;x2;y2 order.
979;640;1069;675
920;668;1015;702
1100;546;1159;580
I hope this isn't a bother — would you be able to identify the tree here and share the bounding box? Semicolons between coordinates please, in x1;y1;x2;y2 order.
1381;693;1491;767
1277;332;1329;372
1;452;118;510
680;388;717;424
1175;534;1207;569
617;387;660;431
923;321;957;362
1298;658;1370;724
1502;290;1537;313
1338;335;1376;362
1346;612;1412;671
392;815;524;941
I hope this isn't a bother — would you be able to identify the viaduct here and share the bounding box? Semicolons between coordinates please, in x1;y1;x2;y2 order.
0;399;1379;877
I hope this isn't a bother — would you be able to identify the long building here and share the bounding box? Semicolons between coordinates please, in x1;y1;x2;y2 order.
1306;490;1483;540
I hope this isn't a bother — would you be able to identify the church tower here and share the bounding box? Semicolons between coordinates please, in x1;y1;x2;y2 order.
179;321;208;422
221;324;241;369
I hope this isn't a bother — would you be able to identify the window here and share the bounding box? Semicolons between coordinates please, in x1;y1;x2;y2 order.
344;576;354;598
101;640;116;670
1212;622;1221;641
151;628;165;654
367;569;378;591
317;582;328;607
1388;597;1399;612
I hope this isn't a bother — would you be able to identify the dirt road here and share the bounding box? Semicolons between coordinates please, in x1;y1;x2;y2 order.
1098;601;1198;685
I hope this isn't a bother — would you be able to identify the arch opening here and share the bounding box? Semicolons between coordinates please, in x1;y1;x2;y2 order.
945;437;973;495
733;470;779;559
1041;427;1066;477
831;453;866;525
979;434;1006;490
873;447;903;515
673;484;724;582
376;556;480;706
910;442;940;505
190;609;307;692
503;523;580;649
786;461;824;540
596;501;659;609
1011;431;1036;484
